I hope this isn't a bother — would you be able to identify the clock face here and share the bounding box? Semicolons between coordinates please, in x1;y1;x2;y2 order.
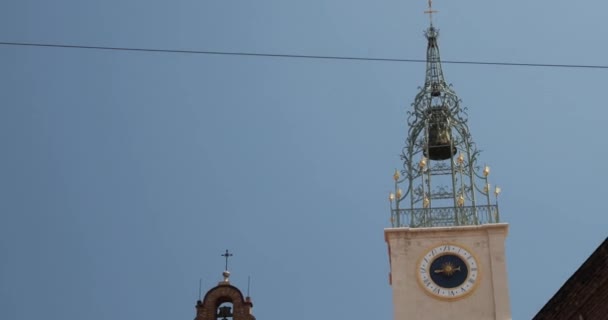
417;244;479;300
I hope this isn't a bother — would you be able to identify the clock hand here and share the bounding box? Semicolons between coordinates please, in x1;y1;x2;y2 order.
434;266;462;274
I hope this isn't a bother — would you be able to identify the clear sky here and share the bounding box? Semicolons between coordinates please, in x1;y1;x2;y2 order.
1;1;607;319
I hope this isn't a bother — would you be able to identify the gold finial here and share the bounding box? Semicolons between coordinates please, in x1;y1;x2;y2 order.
457;194;465;207
393;169;400;181
424;0;438;25
495;186;502;197
419;157;427;169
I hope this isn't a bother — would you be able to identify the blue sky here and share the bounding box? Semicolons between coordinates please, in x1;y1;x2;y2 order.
1;1;607;319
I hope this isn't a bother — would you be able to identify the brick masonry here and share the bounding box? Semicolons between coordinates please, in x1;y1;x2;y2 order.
533;237;608;320
195;282;255;320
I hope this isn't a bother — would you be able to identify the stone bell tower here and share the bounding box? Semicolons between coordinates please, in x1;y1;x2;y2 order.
194;250;255;320
385;2;511;319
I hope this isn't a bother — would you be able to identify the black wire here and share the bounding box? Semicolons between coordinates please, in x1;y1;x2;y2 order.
1;41;607;70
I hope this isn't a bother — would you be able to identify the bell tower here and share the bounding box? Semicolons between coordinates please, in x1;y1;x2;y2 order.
194;250;256;320
385;2;511;319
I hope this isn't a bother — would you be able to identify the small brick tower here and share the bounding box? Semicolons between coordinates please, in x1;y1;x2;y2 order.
194;251;255;320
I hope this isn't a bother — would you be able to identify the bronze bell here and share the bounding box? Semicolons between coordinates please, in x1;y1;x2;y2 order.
217;305;233;320
431;83;441;97
424;107;456;161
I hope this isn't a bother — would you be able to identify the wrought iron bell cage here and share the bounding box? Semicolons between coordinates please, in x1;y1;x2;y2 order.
388;26;501;228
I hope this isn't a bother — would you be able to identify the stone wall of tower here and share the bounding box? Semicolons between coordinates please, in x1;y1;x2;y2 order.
385;223;511;320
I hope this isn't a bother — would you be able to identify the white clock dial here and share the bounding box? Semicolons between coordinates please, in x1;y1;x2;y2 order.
417;243;480;300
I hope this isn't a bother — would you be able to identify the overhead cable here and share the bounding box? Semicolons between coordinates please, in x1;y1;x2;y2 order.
1;41;607;70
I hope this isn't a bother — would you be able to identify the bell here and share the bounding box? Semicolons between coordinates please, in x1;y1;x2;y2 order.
430;83;441;97
217;305;233;319
424;107;456;161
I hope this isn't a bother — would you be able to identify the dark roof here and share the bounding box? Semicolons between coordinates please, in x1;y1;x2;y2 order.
533;237;608;320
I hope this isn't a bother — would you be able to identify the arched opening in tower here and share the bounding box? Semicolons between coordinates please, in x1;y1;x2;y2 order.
216;302;234;320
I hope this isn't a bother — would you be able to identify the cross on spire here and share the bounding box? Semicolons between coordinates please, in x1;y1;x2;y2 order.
221;249;233;271
424;0;438;25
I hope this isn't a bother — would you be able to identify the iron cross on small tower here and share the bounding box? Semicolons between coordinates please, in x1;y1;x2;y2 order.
221;249;233;271
424;0;438;25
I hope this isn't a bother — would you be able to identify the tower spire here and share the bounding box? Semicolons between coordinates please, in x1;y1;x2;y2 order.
424;25;446;98
424;0;438;27
388;7;502;228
